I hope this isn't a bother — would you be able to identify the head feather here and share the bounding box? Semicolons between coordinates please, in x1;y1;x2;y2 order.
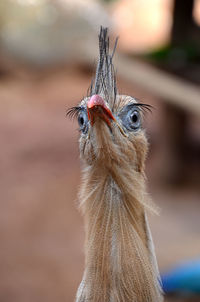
90;26;118;110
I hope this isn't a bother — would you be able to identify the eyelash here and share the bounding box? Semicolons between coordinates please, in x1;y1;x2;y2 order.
129;103;153;114
66;106;82;120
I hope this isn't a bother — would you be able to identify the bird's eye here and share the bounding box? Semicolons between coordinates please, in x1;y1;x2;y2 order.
119;106;141;131
78;111;88;134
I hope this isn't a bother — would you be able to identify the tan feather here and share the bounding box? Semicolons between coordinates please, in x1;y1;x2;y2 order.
76;106;163;301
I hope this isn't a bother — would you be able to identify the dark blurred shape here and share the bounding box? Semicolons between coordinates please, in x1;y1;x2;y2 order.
171;0;195;46
144;0;200;185
147;0;200;82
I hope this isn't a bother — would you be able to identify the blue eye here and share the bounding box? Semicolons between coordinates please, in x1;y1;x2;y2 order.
78;111;88;134
119;106;141;131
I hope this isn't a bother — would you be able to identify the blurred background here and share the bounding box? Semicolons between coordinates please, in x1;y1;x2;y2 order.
0;0;200;301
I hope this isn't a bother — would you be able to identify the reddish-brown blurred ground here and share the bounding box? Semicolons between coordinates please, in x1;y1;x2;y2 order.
0;66;199;302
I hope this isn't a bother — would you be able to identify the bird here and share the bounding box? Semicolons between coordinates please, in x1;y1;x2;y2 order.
67;27;163;302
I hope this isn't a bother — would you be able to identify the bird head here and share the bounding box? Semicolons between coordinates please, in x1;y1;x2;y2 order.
67;27;152;173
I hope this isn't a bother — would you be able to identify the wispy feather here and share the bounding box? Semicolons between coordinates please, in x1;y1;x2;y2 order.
90;27;118;110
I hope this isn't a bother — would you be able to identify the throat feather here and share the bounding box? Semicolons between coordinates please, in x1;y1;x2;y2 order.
77;168;162;302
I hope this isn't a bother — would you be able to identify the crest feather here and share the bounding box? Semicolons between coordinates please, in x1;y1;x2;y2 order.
90;27;118;110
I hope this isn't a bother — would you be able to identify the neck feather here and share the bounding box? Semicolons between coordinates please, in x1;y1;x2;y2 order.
76;164;163;302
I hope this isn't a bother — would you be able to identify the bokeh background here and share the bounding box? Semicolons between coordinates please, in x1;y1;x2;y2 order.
0;0;200;301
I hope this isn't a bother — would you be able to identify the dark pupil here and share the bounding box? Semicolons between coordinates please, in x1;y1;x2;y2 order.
131;112;138;123
79;116;84;126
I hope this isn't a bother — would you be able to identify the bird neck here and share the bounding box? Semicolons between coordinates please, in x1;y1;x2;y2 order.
76;165;163;302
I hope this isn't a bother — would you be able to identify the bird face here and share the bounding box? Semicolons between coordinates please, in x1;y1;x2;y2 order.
67;27;151;172
69;94;150;173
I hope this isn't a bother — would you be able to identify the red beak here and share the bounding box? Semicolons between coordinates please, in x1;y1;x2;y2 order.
87;95;115;126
